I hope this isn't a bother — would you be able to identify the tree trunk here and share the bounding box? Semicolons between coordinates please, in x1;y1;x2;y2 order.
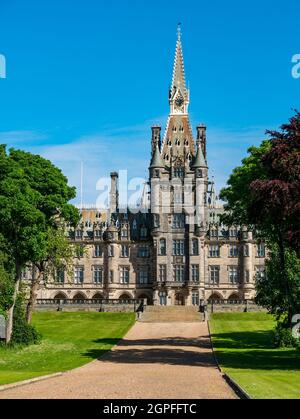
26;267;42;324
278;231;293;324
5;263;21;344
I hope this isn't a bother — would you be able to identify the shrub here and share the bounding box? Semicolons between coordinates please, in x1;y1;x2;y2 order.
273;321;299;348
11;294;41;346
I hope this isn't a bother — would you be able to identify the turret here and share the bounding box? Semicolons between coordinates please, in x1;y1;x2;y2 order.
196;124;207;159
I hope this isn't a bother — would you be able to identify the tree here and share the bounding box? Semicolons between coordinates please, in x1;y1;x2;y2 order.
220;111;300;325
26;227;77;323
0;146;79;342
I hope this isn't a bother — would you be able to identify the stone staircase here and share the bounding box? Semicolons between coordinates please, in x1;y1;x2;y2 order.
140;306;203;323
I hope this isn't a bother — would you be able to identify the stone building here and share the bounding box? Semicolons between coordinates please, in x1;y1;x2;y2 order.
35;29;266;306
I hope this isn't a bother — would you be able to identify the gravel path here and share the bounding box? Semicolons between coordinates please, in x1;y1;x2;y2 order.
0;322;237;399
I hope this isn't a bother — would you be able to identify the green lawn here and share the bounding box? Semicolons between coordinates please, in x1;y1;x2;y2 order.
0;312;135;386
210;312;300;399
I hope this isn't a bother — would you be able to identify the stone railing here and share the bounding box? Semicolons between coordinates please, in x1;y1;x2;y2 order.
34;298;144;313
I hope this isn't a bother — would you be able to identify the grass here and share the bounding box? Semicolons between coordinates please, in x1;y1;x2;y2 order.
0;311;135;386
210;312;300;399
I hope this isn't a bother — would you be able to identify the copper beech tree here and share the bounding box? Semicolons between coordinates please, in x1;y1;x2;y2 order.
221;111;300;326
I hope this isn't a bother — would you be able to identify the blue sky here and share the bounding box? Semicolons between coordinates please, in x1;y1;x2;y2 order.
0;0;299;204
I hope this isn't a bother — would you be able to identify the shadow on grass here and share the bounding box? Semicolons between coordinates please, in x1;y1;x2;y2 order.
215;348;300;371
211;330;273;349
211;330;300;371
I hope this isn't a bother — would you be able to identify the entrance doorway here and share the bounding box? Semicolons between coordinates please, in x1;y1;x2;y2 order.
175;293;185;306
159;291;167;306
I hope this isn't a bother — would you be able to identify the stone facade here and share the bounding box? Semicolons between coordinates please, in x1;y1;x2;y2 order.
35;29;266;306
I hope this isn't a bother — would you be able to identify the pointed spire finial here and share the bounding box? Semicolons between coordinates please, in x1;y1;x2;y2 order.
177;22;182;40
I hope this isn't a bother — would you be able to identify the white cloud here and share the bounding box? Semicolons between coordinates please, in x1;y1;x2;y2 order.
1;121;268;205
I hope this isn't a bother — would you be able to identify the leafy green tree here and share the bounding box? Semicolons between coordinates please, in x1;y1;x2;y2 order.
256;245;300;321
26;227;77;323
0;146;79;342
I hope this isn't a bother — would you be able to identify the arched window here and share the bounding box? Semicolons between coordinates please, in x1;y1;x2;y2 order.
119;293;132;302
73;293;86;303
54;293;67;301
92;293;103;301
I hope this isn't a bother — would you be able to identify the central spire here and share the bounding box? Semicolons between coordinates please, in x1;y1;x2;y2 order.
169;24;190;115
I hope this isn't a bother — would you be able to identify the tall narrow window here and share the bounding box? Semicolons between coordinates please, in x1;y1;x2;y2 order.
159;239;166;256
174;265;185;282
172;214;185;229
121;245;129;258
172;240;184;256
210;266;220;285
138;269;149;284
228;266;239;284
138;246;150;258
209;245;220;258
56;269;65;284
191;265;199;282
192;239;199;255
93;266;103;284
229;244;239;257
256;243;265;258
94;245;103;258
74;267;84;284
120;267;130;284
192;292;199;306
159;265;167;282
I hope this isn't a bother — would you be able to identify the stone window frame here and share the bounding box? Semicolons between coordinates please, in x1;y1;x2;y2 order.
172;239;185;256
119;266;130;284
137;267;150;284
209;265;220;285
93;244;103;258
92;265;104;284
74;266;84;284
138;245;150;258
159;238;167;256
173;265;185;282
256;243;265;258
191;264;199;282
209;244;220;258
228;265;239;284
228;244;239;258
192;238;199;256
120;244;129;258
159;264;167;282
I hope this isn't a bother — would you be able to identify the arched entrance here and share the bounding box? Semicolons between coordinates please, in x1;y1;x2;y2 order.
137;293;153;305
175;293;185;306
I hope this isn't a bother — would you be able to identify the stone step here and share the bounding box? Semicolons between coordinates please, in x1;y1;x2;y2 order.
140;306;203;322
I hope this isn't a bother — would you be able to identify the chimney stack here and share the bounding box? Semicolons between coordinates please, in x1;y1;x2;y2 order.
110;172;119;214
